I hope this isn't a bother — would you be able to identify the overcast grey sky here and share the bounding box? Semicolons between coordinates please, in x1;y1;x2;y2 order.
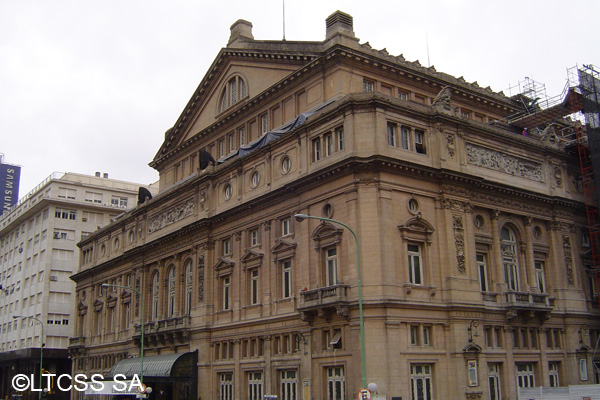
1;0;599;197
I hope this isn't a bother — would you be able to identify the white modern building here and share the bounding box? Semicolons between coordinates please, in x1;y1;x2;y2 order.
0;172;157;400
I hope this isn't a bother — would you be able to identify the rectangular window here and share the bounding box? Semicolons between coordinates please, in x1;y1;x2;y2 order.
261;114;269;134
504;260;519;291
400;126;410;150
281;218;292;237
312;138;322;162
398;90;409;100
410;364;433;400
280;370;298;400
85;191;103;203
549;362;560;387
477;253;488;292
423;326;431;345
488;364;502;400
326;367;345;400
223;239;232;256
218;139;225;157
55;209;76;220
250;269;259;305
387;122;397;147
282;260;292;299
415;129;426;154
407;243;423;285
336;127;344;151
325;133;334;156
239;126;246;146
248;372;263;400
535;261;546;293
57;188;76;199
363;79;374;92
410;325;419;346
219;373;233;400
516;363;535;388
223;276;231;310
228;132;236;153
249;228;260;246
111;197;128;207
326;247;338;286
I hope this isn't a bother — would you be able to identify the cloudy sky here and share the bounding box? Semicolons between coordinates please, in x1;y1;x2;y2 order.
1;0;599;197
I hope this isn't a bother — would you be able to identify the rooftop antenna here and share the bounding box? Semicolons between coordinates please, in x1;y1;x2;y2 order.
426;31;431;67
282;0;286;41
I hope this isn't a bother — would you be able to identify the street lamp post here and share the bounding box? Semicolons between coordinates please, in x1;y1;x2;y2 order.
294;214;367;388
13;315;43;400
101;283;145;386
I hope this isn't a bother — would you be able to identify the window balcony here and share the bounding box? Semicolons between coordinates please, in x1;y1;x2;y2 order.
298;284;350;324
503;291;553;322
133;315;191;348
67;336;86;358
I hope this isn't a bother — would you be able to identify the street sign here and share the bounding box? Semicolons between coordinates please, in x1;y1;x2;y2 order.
358;388;372;400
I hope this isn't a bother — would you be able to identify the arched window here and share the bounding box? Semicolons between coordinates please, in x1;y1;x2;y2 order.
167;266;176;317
151;272;160;320
219;76;247;113
501;226;519;291
184;260;193;315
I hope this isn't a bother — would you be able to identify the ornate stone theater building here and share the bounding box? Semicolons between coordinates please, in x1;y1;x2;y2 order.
69;11;599;400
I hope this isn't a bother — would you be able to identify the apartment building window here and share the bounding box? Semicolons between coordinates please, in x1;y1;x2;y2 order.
410;364;433;400
325;247;338;287
250;269;259;305
513;328;538;349
218;138;225;158
111;197;128;207
400;126;410;150
85;192;103;203
184;260;193;315
219;76;247;112
219;372;233;400
535;260;546;293
282;260;292;299
488;364;502;400
410;325;432;346
248;372;263;400
55;208;76;220
398;90;409;100
387;122;427;154
363;79;374;92
151;272;160;320
326;366;345;400
228;132;236;153
407;243;423;285
414;129;425;153
477;253;488;292
57;188;76;199
222;276;231;310
516;363;535;388
501;226;519;291
549;362;560;387
280;370;298;400
167;266;176;317
322;327;343;350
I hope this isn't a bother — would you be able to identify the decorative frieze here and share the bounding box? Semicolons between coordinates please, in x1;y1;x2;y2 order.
562;234;574;284
198;255;205;302
441;196;473;213
148;197;195;234
466;143;543;182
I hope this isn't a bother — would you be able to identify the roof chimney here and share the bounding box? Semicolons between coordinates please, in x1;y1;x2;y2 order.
228;19;254;46
325;11;355;40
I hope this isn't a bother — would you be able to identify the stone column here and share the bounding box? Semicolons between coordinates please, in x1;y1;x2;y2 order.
490;210;505;292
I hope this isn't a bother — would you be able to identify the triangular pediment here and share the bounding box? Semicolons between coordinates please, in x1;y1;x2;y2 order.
152;48;318;168
241;249;264;264
271;239;297;255
214;257;235;271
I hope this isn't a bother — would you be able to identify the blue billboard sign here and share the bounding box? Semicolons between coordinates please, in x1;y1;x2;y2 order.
1;163;21;214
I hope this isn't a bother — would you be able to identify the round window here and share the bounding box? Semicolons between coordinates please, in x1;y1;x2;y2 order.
322;203;333;218
281;156;291;174
251;171;260;188
113;237;120;251
224;184;233;200
408;198;419;214
100;244;106;256
474;215;484;229
128;230;135;244
533;225;542;239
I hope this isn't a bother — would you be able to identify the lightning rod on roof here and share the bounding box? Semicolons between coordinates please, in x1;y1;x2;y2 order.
282;0;286;41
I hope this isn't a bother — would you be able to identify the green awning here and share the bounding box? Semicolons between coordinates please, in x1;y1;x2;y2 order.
109;352;195;378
